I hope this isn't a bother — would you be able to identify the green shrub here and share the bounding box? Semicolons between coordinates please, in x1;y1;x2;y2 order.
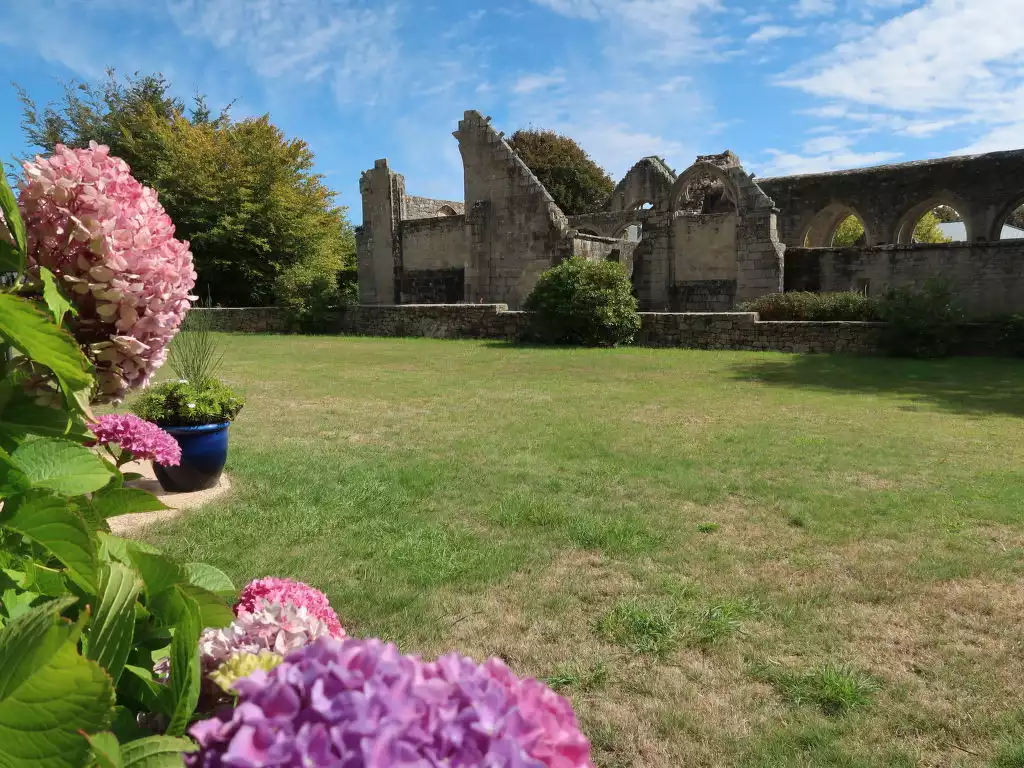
877;279;964;358
739;291;880;321
131;379;244;426
994;313;1024;357
274;261;341;333
524;256;641;346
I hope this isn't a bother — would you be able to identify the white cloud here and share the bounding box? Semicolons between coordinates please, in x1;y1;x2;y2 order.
779;0;1024;155
792;0;836;18
741;12;773;25
757;147;902;177
530;0;723;60
165;0;400;103
512;72;567;94
748;25;802;44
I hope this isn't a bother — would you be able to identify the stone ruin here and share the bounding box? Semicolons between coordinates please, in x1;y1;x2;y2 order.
356;110;1024;317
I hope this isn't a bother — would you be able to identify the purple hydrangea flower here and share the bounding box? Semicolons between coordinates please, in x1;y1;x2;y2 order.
187;637;593;767
91;412;181;465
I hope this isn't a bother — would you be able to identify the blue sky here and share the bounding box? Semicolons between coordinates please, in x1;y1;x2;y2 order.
2;0;1022;218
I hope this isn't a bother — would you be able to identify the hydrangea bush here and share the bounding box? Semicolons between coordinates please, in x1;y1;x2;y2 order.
19;142;196;400
91;412;182;466
187;637;593;768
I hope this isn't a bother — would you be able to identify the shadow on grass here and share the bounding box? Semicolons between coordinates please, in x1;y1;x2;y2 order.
732;355;1024;417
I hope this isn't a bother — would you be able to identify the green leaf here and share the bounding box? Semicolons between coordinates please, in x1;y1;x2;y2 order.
166;596;201;737
97;532;159;566
121;735;196;768
127;547;187;599
0;172;27;262
0;294;92;392
11;437;111;496
184;562;234;599
0;447;30;495
0;388;94;450
179;583;233;629
39;267;77;327
120;665;172;718
87;563;142;683
93;487;169;519
1;490;99;593
0;239;22;277
0;598;115;768
86;731;125;768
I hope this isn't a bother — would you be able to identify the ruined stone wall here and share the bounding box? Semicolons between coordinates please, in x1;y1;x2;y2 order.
759;149;1024;246
785;240;1024;316
400;215;467;270
455;111;573;308
403;195;465;220
572;233;638;273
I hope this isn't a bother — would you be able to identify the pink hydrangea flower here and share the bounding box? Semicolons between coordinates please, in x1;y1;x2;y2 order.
91;412;181;466
235;577;345;639
19;142;196;401
187;637;594;768
198;599;338;675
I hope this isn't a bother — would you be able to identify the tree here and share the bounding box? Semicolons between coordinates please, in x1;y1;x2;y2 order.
831;211;950;247
17;71;354;306
507;129;615;216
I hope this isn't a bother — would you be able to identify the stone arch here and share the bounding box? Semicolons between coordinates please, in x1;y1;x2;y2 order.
576;227;602;237
436;205;458;216
631;200;655;211
670;163;741;213
800;202;875;247
893;192;972;244
607;157;676;213
989;194;1024;241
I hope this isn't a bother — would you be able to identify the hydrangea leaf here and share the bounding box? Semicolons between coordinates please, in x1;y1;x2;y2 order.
126;546;187;599
11;437;111;496
179;583;234;629
0;598;115;768
38;267;77;327
166;595;201;737
87;563;142;683
92;488;169;519
0;294;92;392
0;489;99;593
120;665;173;718
0;239;22;277
121;735;197;768
0;173;27;262
0;388;94;449
183;562;235;599
85;731;125;768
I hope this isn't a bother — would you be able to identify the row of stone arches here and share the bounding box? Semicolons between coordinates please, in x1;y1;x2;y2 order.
801;197;1024;247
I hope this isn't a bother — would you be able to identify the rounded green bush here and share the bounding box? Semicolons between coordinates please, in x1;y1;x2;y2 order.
524;256;641;346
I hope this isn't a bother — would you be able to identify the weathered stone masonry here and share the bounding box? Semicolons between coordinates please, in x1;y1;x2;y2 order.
357;111;1024;317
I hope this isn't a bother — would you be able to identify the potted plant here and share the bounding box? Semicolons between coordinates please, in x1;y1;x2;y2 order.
130;309;244;492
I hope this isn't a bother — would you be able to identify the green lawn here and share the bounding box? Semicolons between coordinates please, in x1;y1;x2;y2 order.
142;335;1024;767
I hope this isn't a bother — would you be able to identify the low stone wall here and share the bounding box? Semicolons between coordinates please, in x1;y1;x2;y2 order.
635;313;881;353
335;304;529;340
189;307;290;333
190;304;1017;356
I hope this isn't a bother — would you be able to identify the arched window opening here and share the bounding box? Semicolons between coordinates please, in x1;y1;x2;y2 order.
1000;202;1024;240
631;201;654;211
800;203;870;247
907;204;958;244
436;205;457;217
831;214;868;247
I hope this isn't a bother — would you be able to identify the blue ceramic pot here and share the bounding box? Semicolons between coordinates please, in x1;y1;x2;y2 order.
154;422;230;493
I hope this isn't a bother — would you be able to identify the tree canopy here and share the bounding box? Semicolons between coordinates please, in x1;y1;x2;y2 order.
17;70;353;306
507;129;615;216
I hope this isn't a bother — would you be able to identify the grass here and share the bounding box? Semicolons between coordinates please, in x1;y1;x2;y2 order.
138;335;1024;766
752;661;880;716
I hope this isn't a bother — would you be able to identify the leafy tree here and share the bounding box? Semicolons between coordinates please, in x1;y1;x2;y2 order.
507;129;615;215
17;71;354;306
832;212;950;247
